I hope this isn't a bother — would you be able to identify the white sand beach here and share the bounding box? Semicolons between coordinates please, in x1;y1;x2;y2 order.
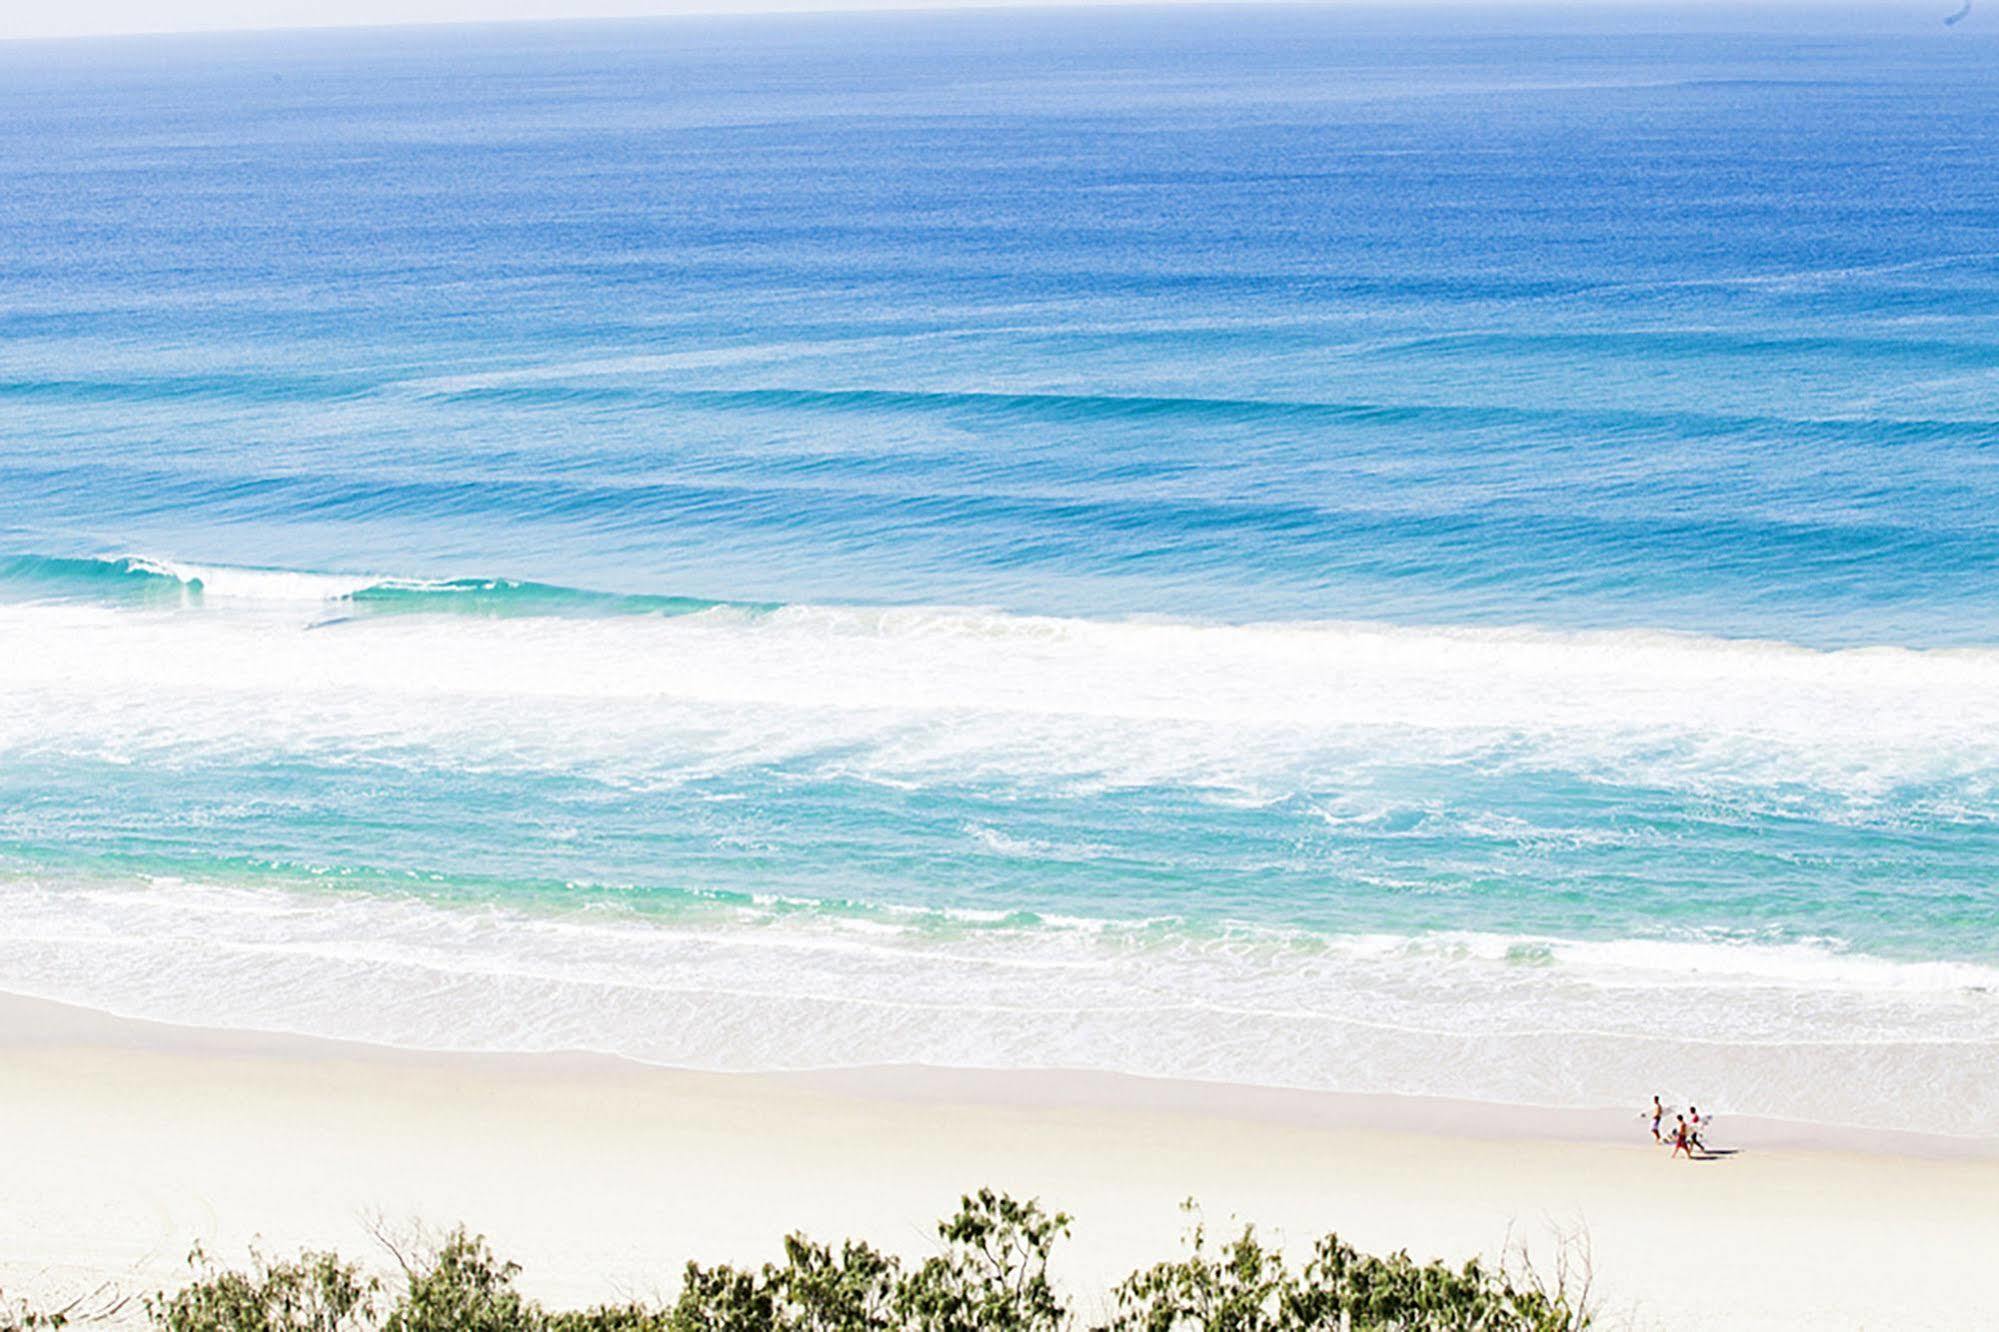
2;993;1994;1330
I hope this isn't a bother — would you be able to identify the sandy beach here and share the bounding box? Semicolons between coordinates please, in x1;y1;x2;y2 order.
2;993;1993;1331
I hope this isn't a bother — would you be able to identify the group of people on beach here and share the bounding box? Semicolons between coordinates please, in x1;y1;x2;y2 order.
1649;1095;1711;1159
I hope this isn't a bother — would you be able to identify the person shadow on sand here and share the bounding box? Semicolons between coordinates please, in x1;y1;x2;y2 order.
1662;1104;1739;1162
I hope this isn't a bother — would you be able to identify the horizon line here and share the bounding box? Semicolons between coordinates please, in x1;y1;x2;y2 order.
1;0;1974;48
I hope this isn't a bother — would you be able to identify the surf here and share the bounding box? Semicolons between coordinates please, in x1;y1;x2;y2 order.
1;868;1992;1138
4;556;1997;803
0;553;743;619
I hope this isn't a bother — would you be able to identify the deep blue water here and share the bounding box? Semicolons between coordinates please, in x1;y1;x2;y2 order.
1;8;1996;1132
6;9;1999;639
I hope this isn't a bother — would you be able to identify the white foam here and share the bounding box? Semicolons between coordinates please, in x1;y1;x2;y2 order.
1;594;1996;801
0;875;1992;1137
123;556;384;603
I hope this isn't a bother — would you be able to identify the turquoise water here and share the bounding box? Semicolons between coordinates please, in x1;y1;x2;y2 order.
1;8;1997;1134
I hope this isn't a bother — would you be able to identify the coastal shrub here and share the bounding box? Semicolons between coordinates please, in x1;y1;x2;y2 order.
1111;1211;1591;1332
1287;1232;1584;1331
893;1190;1071;1332
671;1190;1063;1332
1109;1217;1289;1332
545;1308;670;1332
665;1261;775;1332
145;1246;378;1332
768;1235;901;1330
672;1233;900;1331
380;1230;543;1332
130;1194;1588;1332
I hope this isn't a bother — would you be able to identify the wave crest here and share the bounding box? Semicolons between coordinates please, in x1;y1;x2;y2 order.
2;553;1998;805
0;553;741;618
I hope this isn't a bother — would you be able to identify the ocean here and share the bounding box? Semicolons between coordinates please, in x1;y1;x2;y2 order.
2;6;1996;1136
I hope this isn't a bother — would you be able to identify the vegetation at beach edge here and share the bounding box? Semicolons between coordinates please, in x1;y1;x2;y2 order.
2;1190;1592;1331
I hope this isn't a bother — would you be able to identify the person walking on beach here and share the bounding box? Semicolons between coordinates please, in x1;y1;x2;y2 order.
1688;1105;1706;1152
1671;1114;1695;1160
1650;1095;1664;1143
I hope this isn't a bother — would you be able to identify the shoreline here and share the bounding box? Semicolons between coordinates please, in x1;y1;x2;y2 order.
11;984;1983;1160
6;992;1999;1329
11;988;1993;1163
787;1063;1999;1164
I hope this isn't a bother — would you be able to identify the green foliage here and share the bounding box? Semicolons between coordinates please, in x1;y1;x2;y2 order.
666;1261;776;1332
1109;1215;1288;1332
766;1235;901;1331
1111;1207;1590;1332
381;1230;544;1332
131;1194;1589;1332
671;1233;900;1332
146;1246;378;1332
1291;1232;1584;1330
670;1191;1065;1332
545;1305;671;1332
894;1190;1071;1332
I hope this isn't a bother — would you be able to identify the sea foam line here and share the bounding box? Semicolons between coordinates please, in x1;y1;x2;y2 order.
2;563;1997;802
0;874;1994;1137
